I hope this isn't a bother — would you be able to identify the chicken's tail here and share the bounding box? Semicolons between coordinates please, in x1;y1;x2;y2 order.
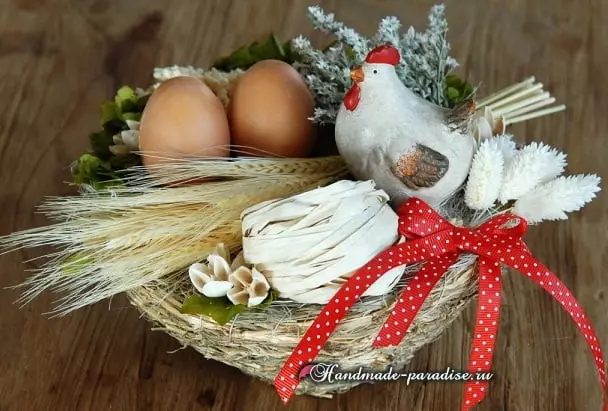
476;76;566;126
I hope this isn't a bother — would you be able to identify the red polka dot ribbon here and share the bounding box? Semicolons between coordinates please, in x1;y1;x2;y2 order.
274;198;607;410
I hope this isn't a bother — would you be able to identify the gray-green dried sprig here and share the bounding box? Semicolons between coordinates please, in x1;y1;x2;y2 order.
293;4;463;124
292;36;353;123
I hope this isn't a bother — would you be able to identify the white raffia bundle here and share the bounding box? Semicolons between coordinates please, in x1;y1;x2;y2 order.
241;180;405;303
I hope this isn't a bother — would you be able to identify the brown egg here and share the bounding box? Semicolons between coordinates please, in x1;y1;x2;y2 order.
139;76;231;167
229;60;317;157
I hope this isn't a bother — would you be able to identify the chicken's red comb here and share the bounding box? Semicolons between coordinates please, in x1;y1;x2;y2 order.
365;44;400;65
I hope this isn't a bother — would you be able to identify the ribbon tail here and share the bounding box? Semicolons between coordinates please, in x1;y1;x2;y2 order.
462;257;503;411
373;252;459;348
503;254;607;410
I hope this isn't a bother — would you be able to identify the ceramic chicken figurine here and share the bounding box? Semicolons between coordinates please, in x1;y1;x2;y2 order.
335;44;476;208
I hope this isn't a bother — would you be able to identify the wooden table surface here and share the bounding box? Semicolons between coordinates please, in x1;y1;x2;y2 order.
1;0;606;410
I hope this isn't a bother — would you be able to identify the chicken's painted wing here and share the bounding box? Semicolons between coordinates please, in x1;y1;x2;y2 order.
391;144;449;189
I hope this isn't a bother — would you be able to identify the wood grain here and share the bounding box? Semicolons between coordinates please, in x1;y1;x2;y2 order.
0;0;606;410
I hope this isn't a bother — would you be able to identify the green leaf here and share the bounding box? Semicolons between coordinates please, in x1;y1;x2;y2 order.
180;295;248;325
121;112;141;122
282;40;293;60
101;86;143;127
100;101;119;127
101;119;126;136
118;101;139;118
180;289;280;325
257;288;280;308
114;86;142;122
249;34;283;60
215;45;253;71
212;33;297;71
284;39;304;63
446;86;460;102
72;153;103;183
135;93;150;111
115;86;136;106
445;74;475;106
71;153;126;189
72;153;104;186
89;130;115;158
108;153;141;170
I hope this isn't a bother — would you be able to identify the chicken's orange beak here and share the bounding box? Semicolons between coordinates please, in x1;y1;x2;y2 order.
350;67;364;84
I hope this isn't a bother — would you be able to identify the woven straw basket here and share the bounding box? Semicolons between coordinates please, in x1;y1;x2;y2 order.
123;71;480;398
128;268;476;397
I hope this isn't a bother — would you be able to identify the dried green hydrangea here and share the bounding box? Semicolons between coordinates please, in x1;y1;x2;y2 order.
71;86;149;189
293;4;469;124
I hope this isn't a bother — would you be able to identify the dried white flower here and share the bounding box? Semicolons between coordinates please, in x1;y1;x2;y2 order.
513;174;601;223
493;134;517;167
226;266;271;307
189;244;244;298
151;67;243;108
125;119;140;131
293;4;458;123
189;243;271;305
109;119;141;156
196;68;244;108
474;106;505;141
134;87;148;98
465;139;505;210
499;142;567;203
153;65;206;82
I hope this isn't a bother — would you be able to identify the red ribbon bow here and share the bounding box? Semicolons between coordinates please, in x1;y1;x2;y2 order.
274;198;607;409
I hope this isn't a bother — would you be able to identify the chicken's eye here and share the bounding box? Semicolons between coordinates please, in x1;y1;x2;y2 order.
373;69;378;74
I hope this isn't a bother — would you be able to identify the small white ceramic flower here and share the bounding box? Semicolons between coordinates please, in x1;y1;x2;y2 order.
189;244;272;305
189;244;237;298
227;266;271;307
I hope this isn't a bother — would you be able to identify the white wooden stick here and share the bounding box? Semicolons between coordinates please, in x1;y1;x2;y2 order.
487;83;545;110
505;105;567;125
492;92;551;116
503;97;557;119
476;77;536;108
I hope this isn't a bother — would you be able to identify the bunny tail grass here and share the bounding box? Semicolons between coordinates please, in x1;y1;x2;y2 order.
0;156;348;316
476;77;566;124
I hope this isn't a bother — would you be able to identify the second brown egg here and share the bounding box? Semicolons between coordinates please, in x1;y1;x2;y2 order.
229;60;317;157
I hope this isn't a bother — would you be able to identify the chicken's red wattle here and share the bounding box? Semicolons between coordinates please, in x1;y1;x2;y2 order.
344;84;361;111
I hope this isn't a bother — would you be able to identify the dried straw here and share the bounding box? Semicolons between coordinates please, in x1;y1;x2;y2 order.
1;156;348;314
